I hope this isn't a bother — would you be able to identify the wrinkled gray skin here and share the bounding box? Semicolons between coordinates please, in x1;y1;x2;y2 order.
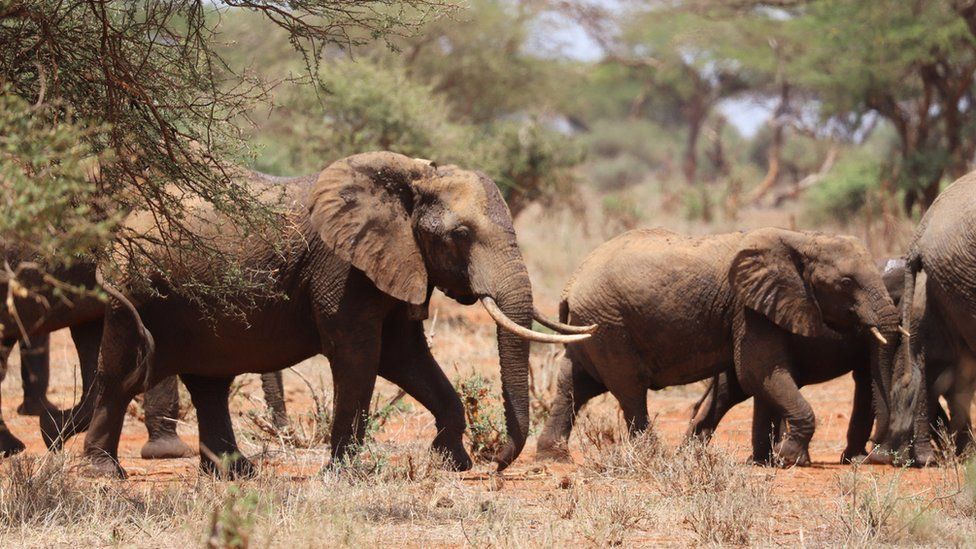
0;263;285;459
687;258;929;465
537;227;900;467
84;152;558;479
887;170;976;461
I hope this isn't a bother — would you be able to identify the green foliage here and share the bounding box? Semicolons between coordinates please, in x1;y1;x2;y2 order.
806;150;883;223
250;59;463;175
0;91;117;263
0;0;451;294
455;375;506;462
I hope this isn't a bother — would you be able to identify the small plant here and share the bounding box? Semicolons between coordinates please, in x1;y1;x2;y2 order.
455;375;507;462
206;485;260;549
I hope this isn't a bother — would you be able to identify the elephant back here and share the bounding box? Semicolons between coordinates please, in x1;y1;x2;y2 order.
910;171;976;315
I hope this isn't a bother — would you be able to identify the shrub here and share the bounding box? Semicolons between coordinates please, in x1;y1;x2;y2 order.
806;150;883;223
455;375;507;461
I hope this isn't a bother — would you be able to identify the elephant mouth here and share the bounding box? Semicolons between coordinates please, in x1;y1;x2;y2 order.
440;287;478;305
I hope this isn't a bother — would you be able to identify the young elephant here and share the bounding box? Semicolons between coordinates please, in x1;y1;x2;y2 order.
536;227;900;466
686;258;913;464
84;152;586;479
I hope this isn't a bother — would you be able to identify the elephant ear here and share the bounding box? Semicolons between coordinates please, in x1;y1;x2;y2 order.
729;238;824;337
309;152;432;305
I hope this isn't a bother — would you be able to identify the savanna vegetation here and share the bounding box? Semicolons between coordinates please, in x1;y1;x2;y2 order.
5;0;976;546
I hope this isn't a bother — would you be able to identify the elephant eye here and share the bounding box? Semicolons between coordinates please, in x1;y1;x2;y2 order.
840;276;855;289
450;225;471;239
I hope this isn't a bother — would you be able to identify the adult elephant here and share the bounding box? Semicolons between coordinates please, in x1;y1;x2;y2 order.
0;261;194;458
83;151;586;479
686;258;936;466
889;169;976;461
536;227;900;466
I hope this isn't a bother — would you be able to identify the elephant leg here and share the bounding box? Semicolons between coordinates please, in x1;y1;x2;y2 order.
750;400;777;464
82;308;148;479
326;327;382;467
140;376;193;459
17;333;53;416
260;371;289;430
0;339;25;456
377;316;470;470
686;368;746;442
537;353;607;459
948;351;976;454
735;310;813;467
41;321;101;451
842;366;874;463
612;381;648;437
181;373;253;478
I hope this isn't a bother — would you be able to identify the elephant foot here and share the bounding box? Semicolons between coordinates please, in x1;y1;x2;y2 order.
912;443;937;468
841;447;868;464
433;443;472;471
141;435;194;460
0;429;26;457
17;398;54;417
200;454;257;480
773;439;811;467
81;455;128;479
535;439;573;463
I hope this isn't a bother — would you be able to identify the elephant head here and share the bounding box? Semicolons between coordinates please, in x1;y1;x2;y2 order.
308;151;588;469
729;228;902;432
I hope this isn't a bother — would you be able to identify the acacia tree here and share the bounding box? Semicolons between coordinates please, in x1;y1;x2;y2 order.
688;0;976;212
0;1;449;291
560;0;752;185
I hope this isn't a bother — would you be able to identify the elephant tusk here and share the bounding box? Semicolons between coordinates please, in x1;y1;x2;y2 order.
869;326;888;345
899;325;911;338
532;308;598;334
481;297;591;344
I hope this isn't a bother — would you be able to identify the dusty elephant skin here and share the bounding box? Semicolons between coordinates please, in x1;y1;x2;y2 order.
0;262;195;458
687;258;921;464
84;151;582;479
536;227;901;467
889;169;976;464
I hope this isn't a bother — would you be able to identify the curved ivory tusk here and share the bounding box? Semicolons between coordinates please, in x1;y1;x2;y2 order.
869;326;888;345
899;325;911;338
481;297;591;344
532;308;598;334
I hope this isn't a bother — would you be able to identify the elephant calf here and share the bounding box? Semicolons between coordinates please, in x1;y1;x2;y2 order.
687;258;938;465
537;227;900;466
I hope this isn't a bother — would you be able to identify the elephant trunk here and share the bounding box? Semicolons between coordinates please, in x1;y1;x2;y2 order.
864;294;901;446
884;261;924;452
485;257;533;471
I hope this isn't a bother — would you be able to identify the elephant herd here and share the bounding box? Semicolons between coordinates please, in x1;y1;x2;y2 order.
1;151;973;478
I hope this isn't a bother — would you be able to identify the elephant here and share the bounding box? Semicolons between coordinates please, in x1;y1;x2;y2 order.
0;261;193;457
80;151;588;479
888;169;976;461
0;261;289;458
686;258;937;465
536;227;901;466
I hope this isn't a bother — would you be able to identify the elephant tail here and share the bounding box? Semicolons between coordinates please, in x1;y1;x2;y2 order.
95;270;155;392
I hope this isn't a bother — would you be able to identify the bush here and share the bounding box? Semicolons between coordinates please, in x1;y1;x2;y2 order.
588;154;649;191
455;375;507;462
806;150;883;223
